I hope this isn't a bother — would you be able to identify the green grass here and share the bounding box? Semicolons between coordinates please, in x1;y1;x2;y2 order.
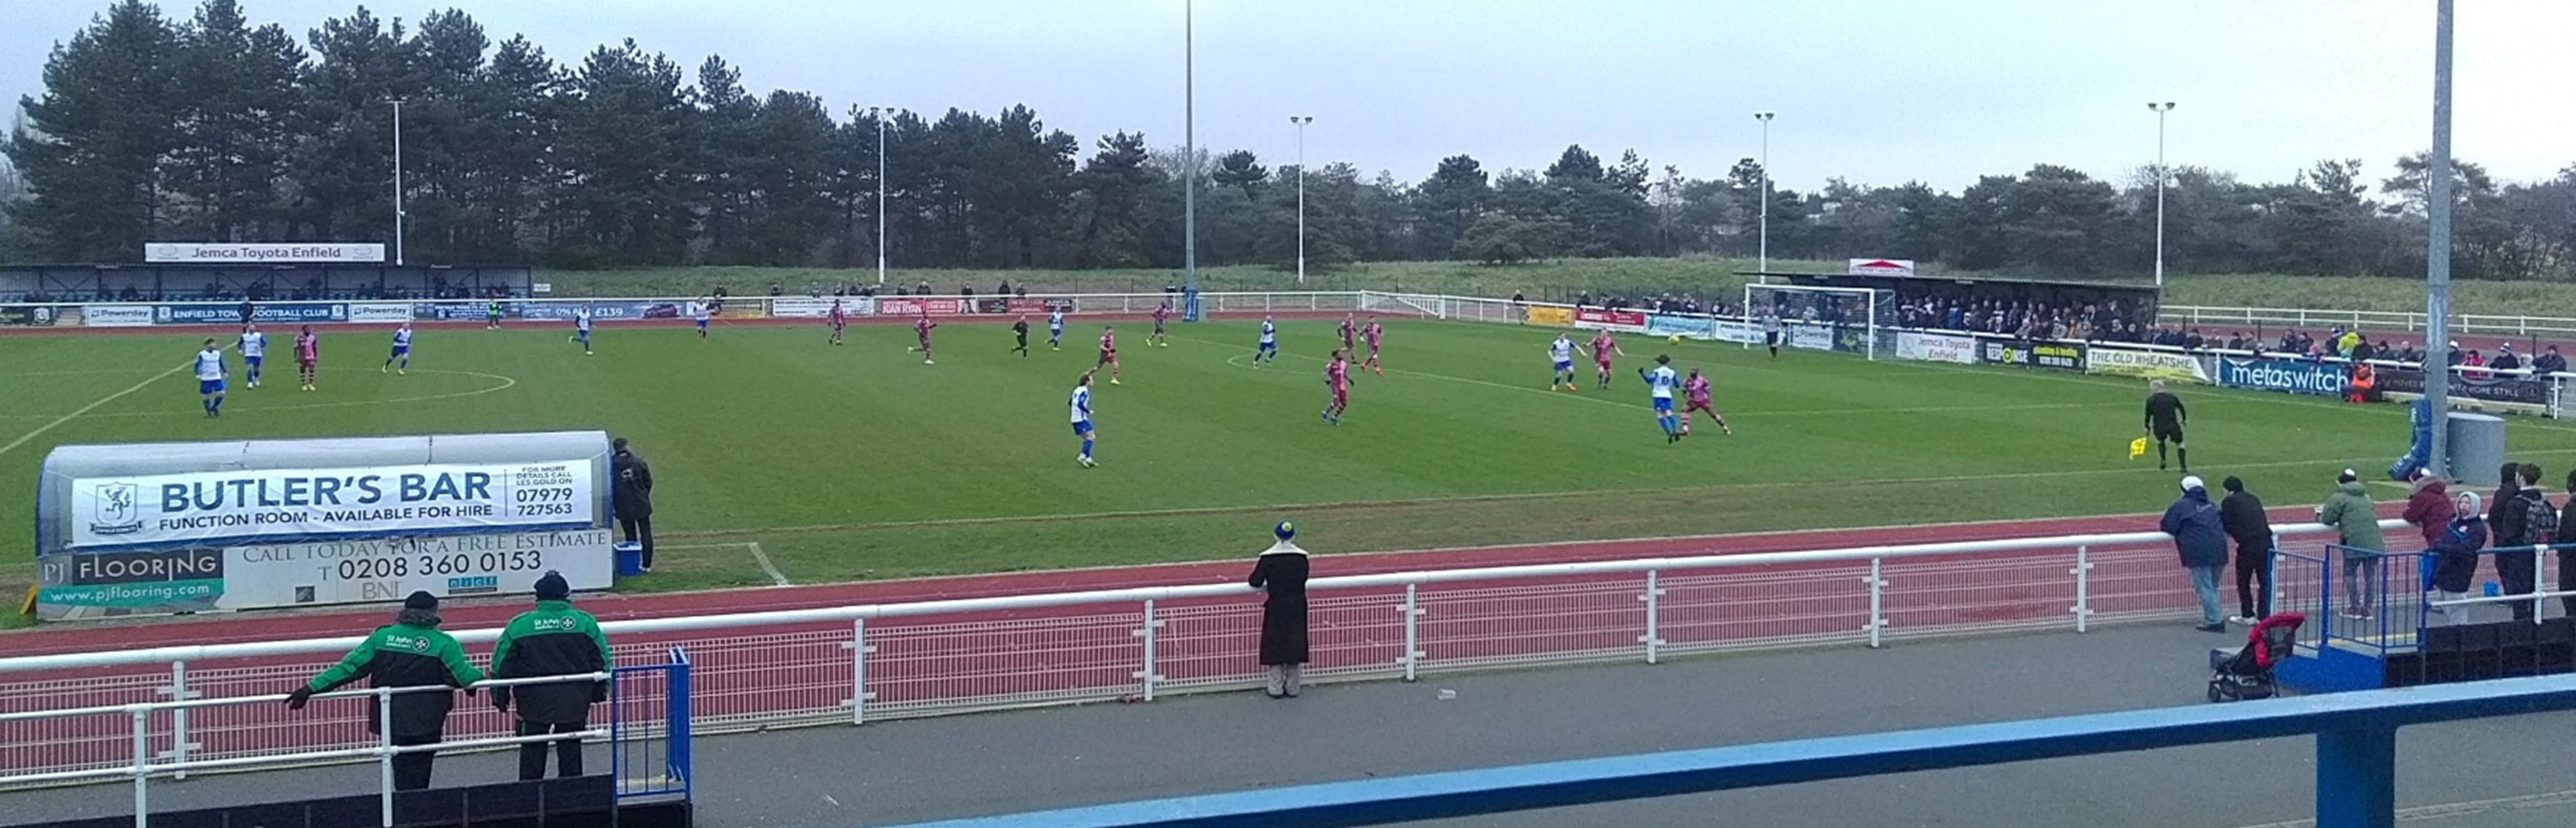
543;259;2576;320
9;318;2576;608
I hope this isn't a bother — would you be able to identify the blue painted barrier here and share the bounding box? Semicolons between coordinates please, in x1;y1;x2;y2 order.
879;674;2576;828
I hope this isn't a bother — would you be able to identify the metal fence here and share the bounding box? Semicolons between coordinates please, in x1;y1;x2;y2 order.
0;518;2401;785
0;657;687;826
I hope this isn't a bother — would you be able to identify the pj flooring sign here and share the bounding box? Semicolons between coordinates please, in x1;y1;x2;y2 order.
70;462;597;550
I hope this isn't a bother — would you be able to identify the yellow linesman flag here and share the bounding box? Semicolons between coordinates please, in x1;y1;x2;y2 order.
2129;437;2150;460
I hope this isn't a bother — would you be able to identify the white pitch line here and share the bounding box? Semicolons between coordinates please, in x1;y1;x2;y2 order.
0;359;191;457
664;541;791;587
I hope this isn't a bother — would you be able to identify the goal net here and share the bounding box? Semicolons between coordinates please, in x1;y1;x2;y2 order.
1741;285;1899;360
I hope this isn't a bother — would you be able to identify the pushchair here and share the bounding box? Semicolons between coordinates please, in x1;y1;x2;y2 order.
2208;612;2306;703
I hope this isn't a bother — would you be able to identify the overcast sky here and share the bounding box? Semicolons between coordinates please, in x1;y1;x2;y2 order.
8;0;2571;193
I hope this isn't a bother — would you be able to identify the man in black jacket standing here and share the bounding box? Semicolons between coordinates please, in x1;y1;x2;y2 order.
2218;477;2274;624
492;571;612;780
612;437;655;572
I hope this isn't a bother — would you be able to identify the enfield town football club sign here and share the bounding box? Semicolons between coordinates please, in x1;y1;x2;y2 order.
1848;258;1916;276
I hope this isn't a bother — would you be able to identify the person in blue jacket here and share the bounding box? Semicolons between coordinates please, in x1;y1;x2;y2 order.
2161;475;2231;633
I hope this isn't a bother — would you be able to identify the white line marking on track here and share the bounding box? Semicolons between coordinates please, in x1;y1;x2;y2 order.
664;541;791;587
0;359;191;457
2227;787;2576;827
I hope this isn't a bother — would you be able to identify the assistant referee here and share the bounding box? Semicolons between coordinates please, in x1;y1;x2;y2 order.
2145;379;2189;473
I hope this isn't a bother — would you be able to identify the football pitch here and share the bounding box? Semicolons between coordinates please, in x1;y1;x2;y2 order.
7;317;2573;596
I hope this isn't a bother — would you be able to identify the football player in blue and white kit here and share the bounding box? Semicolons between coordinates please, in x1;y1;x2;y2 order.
1640;354;1683;443
1547;333;1582;391
1070;370;1098;467
1048;310;1066;351
194;338;228;418
382;323;414;374
1255;316;1279;365
692;298;712;340
571;306;595;355
237;324;268;389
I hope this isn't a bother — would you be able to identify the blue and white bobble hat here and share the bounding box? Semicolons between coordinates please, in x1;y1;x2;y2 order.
1274;521;1297;541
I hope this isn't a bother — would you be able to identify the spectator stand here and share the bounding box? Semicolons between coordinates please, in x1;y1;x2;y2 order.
1740;269;2163;344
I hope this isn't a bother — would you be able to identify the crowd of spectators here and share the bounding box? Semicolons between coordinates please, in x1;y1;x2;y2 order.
1896;293;2157;343
1570;292;1737;318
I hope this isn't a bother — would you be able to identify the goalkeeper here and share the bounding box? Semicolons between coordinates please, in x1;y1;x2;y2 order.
2144;379;2188;473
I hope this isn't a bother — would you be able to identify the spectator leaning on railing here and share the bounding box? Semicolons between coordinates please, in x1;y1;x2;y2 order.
281;592;484;790
2161;476;2231;634
491;571;612;781
2316;469;2386;620
2536;345;2569;375
2218;477;2274;624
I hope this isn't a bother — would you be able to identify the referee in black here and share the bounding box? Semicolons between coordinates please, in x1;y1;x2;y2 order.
1011;315;1031;357
2145;379;2189;473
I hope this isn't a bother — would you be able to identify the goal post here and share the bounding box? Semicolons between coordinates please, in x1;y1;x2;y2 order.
1742;284;1899;360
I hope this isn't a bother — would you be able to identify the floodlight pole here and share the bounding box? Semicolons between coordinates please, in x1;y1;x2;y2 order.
873;107;890;286
2425;0;2456;478
1755;112;1774;279
390;99;405;266
1181;0;1199;320
1292;116;1313;285
2149;101;2176;287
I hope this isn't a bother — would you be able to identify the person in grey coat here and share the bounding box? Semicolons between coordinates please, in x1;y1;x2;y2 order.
2161;476;2231;633
1246;521;1311;698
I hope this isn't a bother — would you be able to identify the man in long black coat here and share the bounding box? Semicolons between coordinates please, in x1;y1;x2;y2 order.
1247;521;1310;699
612;437;655;571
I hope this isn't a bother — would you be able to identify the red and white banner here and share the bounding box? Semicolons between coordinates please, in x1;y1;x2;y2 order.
874;298;969;316
1573;308;1649;333
1848;258;1916;276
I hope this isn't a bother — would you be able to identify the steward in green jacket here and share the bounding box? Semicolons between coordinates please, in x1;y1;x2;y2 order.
491;571;612;780
285;590;484;790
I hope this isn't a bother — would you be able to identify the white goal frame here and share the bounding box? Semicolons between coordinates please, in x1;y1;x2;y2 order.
1741;284;1897;361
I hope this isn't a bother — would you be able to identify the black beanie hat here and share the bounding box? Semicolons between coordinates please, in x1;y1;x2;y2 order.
2222;476;2244;493
534;570;570;601
403;591;438;611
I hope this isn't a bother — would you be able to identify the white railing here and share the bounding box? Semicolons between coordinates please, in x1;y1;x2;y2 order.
0;673;613;827
2160;304;2576;339
0;518;2402;786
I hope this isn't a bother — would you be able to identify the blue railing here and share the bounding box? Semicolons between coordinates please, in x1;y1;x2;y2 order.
879;674;2576;828
611;646;693;802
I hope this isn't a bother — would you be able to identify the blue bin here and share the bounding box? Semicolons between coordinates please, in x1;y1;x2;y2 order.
615;541;645;577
